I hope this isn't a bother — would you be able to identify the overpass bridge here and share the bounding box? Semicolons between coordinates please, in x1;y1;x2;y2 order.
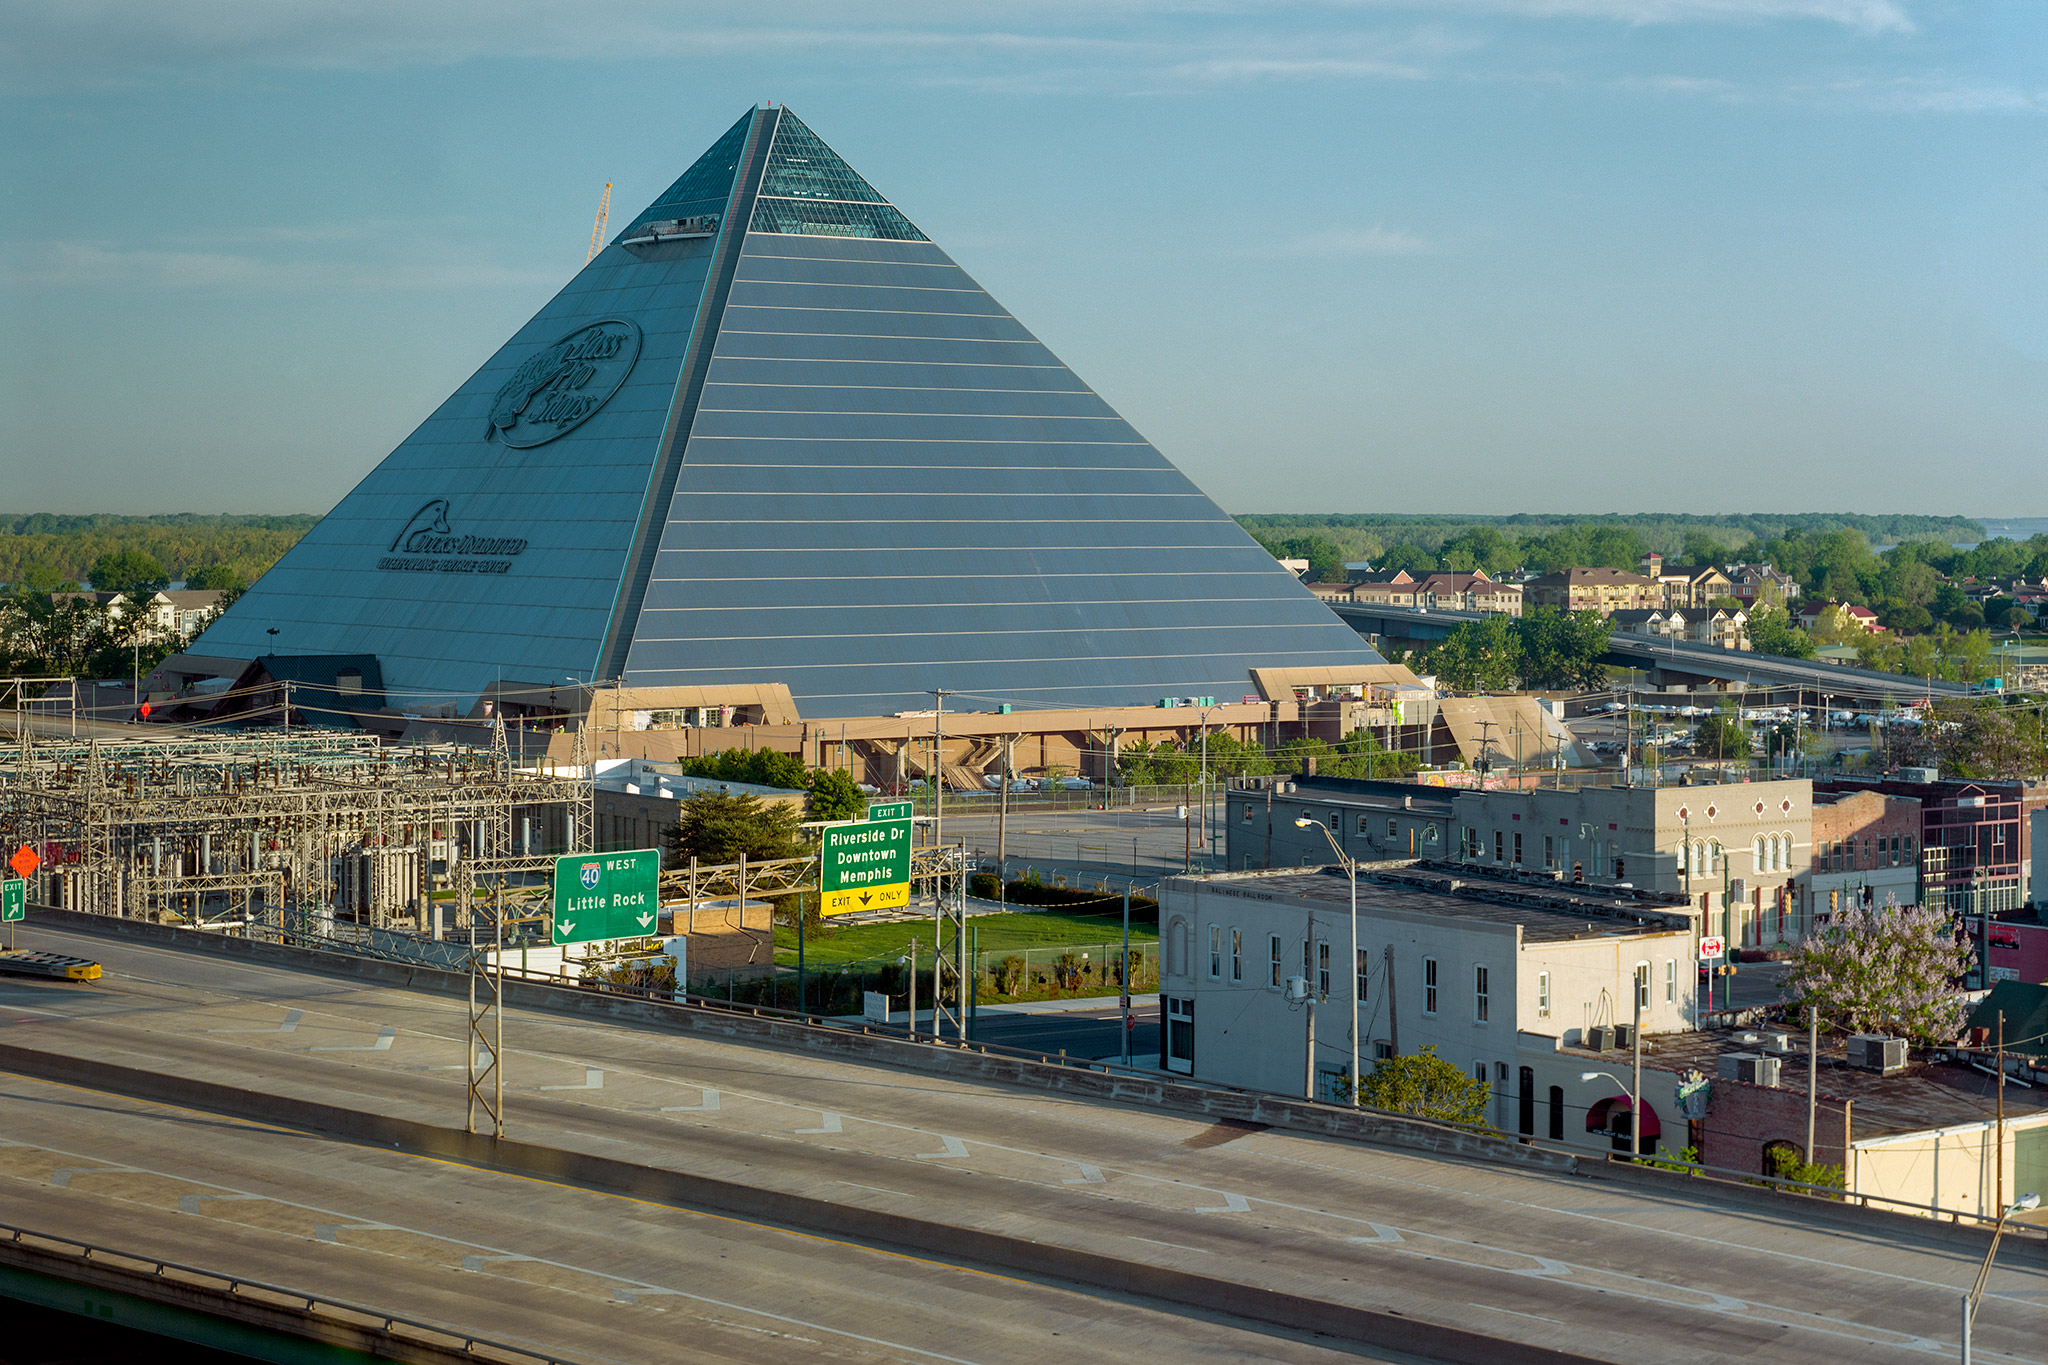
1328;602;1973;704
0;912;2039;1365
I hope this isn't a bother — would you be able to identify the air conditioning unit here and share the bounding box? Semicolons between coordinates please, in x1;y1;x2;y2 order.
1611;1023;1635;1050
1763;1033;1796;1053
1847;1034;1908;1075
1719;1053;1781;1087
1585;1025;1614;1052
1900;767;1939;784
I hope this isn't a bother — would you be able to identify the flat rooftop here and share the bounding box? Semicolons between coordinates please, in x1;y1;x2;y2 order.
1169;861;1696;945
1574;1028;2048;1139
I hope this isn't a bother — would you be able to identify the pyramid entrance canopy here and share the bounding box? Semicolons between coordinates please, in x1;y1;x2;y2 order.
196;106;1384;719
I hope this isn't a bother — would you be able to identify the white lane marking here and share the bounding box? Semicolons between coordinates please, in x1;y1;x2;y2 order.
1471;1303;1561;1325
49;1165;134;1187
310;1025;395;1052
915;1135;968;1160
699;1316;820;1345
421;1048;491;1072
1129;1236;1211;1254
461;1253;536;1272
1342;1224;1404;1245
660;1088;720;1112
206;1009;302;1035
178;1193;265;1214
1192;1192;1250;1214
1062;1163;1104;1184
795;1112;843;1134
314;1222;397;1243
838;1181;917;1200
540;1067;604;1092
0;1003;70;1020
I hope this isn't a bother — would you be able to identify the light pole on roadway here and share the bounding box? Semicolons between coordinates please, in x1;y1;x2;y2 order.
1962;1192;2040;1363
1295;818;1360;1107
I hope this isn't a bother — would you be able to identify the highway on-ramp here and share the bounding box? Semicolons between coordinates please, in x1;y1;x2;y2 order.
0;921;2039;1365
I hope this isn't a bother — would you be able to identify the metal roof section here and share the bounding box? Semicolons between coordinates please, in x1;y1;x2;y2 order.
196;104;1383;718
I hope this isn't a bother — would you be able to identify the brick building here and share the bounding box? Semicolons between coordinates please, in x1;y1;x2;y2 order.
1801;789;1922;931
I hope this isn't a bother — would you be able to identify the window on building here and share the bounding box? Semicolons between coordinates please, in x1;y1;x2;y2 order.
1494;831;1505;862
1475;964;1490;1023
1463;826;1478;858
1754;835;1766;868
1231;929;1242;982
1614;857;1625;881
1519;1066;1536;1136
1538;971;1551;1018
1548;1085;1565;1141
1545;835;1555;870
1318;942;1331;999
1710;841;1722;872
1242;805;1253;823
1426;824;1440;845
1356;814;1370;836
1209;925;1221;979
1356;948;1370;1003
1905;835;1917;862
1387;818;1398;840
1423;957;1439;1015
1889;835;1901;867
1375;1040;1395;1060
1269;935;1282;988
1634;962;1650;1011
1513;832;1523;866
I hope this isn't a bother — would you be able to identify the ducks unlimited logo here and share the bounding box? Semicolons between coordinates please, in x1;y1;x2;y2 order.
486;318;642;448
377;500;528;575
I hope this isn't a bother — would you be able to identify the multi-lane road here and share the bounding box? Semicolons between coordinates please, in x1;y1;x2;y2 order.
0;920;2041;1364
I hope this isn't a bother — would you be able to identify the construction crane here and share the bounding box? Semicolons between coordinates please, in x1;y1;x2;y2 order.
585;182;613;265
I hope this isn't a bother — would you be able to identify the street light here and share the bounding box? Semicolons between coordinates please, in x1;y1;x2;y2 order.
1962;1191;2041;1363
1295;818;1360;1106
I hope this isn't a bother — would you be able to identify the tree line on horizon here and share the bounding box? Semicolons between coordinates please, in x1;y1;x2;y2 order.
0;513;319;590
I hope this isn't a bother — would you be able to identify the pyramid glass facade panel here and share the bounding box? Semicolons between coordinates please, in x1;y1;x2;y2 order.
196;105;1381;718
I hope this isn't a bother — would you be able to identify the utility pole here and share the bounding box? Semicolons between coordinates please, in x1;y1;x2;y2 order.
1121;887;1132;1067
1997;1011;2006;1216
1630;983;1643;1158
1304;912;1317;1100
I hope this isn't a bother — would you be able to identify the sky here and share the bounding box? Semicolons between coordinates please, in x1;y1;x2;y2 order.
1;0;2043;518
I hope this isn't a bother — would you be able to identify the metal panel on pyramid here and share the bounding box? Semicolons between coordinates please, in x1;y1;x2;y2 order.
195;106;1382;719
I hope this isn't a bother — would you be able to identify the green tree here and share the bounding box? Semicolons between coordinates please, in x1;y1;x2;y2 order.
670;791;804;865
1426;614;1521;691
1350;1045;1491;1125
183;563;247;591
1691;703;1751;763
1515;608;1610;690
681;746;808;790
1680;530;1727;566
85;549;169;595
1746;607;1813;659
805;767;868;821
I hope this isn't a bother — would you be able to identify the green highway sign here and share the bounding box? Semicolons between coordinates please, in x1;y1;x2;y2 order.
822;816;911;917
0;879;22;924
867;800;914;822
553;848;660;945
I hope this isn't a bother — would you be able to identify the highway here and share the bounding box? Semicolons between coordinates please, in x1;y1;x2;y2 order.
0;920;2042;1365
1328;602;1975;702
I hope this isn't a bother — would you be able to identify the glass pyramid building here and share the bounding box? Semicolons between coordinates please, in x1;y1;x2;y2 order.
194;106;1384;718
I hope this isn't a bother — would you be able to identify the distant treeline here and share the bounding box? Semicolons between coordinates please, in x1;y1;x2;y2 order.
1233;513;1987;575
0;513;320;587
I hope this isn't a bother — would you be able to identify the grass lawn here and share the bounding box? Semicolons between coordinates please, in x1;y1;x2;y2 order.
773;909;1157;968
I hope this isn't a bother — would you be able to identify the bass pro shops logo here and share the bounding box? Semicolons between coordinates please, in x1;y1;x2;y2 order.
486;318;642;448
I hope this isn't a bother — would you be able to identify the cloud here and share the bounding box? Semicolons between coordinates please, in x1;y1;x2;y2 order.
1283;226;1433;255
1613;72;1746;99
1354;0;1914;33
4;240;558;292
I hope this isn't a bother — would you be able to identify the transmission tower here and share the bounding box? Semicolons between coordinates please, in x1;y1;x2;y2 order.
585;182;613;264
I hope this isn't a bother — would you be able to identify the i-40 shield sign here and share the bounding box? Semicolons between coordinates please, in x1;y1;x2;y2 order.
553;848;661;945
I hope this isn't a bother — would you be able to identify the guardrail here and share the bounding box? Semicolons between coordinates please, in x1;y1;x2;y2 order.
0;1219;581;1365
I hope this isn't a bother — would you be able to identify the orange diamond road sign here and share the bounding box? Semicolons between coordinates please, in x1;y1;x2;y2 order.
8;846;38;879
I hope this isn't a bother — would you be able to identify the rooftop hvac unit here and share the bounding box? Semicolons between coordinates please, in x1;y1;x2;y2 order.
1900;767;1940;784
1585;1025;1614;1052
1611;1023;1635;1050
1847;1034;1909;1075
1718;1053;1781;1087
1763;1033;1797;1053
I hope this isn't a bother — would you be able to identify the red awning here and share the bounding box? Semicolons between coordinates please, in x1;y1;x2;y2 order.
1586;1094;1662;1140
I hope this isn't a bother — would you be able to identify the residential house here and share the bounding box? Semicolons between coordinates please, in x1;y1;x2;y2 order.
1686;608;1750;651
1522;567;1661;616
1652;564;1737;612
1610;608;1686;641
1413;570;1522;616
1724;563;1801;612
1349;569;1422;608
1796;601;1885;635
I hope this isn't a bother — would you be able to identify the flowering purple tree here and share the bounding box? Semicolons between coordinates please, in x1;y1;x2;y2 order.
1783;895;1976;1044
